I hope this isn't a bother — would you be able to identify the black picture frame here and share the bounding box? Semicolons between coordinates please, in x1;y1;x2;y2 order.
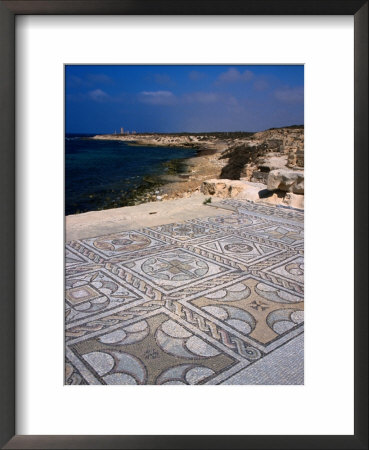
0;1;367;449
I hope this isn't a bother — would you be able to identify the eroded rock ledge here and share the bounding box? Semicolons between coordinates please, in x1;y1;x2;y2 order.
201;178;304;209
267;169;304;195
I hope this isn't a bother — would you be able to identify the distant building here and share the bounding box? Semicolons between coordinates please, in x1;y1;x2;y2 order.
120;127;124;134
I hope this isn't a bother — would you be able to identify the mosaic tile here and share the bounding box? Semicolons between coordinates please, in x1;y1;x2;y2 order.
82;230;167;258
119;248;232;293
185;276;303;348
68;310;239;385
65;200;304;384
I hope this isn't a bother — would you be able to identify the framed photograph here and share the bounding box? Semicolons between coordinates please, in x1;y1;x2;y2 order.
0;1;367;449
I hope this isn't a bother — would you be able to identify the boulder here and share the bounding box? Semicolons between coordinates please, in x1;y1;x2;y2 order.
201;179;245;198
282;192;304;209
201;179;267;202
256;191;304;209
296;149;304;168
267;169;304;194
251;171;269;184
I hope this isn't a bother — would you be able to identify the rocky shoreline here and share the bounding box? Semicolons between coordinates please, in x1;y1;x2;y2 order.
89;126;304;210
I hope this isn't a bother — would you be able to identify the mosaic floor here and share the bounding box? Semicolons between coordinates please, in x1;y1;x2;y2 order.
65;200;304;385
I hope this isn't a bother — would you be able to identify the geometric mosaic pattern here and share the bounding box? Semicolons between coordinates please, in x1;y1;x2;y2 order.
65;200;304;385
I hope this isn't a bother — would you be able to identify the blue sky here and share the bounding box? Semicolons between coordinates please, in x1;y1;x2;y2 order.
65;65;304;134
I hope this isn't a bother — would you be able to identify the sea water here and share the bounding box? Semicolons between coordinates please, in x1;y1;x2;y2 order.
65;135;197;215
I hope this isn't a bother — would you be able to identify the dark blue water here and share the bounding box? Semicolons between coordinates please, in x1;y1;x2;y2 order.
65;135;197;215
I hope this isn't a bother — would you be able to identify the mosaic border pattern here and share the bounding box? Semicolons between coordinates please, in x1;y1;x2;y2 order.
65;200;304;385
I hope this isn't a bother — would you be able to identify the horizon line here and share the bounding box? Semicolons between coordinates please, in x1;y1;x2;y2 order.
66;124;304;135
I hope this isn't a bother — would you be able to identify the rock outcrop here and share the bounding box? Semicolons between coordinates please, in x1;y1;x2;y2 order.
201;179;246;198
267;169;304;194
93;126;304;209
200;178;304;209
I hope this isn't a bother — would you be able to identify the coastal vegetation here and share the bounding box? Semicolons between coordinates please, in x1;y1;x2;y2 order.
67;125;304;214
